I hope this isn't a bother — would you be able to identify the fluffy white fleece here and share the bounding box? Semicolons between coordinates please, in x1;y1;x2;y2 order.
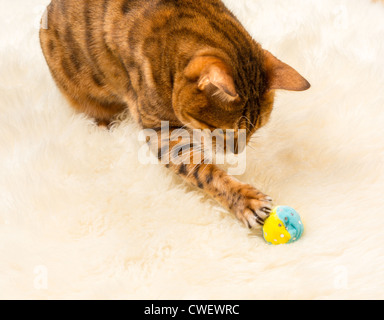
1;0;384;300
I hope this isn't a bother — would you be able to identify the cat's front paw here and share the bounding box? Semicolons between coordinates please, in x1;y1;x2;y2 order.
231;184;273;229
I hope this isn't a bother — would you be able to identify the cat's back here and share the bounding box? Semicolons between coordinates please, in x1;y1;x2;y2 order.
39;0;150;121
41;0;247;67
40;0;255;123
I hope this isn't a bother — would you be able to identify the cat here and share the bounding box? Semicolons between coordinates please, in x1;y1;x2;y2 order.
40;0;310;230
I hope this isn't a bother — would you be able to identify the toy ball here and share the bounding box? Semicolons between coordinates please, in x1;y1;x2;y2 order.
263;206;304;245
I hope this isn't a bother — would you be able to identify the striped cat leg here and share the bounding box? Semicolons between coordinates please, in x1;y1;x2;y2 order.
153;129;273;229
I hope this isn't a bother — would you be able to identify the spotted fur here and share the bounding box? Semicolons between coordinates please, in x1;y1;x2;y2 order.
40;0;310;229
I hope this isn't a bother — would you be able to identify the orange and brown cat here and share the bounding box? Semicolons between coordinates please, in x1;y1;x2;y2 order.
40;0;310;229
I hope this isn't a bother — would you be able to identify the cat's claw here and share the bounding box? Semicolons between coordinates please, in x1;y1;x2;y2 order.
251;201;273;222
242;203;272;229
231;184;273;229
260;207;272;214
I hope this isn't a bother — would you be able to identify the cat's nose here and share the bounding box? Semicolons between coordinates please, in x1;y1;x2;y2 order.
228;140;239;154
227;137;247;155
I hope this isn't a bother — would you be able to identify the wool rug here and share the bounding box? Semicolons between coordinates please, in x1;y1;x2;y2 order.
1;0;384;299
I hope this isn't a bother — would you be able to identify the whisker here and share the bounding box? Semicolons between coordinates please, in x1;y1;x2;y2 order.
240;115;255;130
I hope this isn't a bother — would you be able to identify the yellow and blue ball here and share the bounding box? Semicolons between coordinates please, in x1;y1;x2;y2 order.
263;206;304;245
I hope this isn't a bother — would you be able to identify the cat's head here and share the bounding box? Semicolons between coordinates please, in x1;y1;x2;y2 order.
172;46;310;150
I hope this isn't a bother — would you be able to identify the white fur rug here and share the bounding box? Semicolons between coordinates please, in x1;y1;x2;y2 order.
1;0;384;300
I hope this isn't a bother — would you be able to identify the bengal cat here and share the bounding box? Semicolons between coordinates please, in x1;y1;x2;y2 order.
40;0;310;230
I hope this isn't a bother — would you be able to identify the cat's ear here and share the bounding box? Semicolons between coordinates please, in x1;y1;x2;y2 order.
185;56;239;102
197;62;239;102
263;50;310;91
